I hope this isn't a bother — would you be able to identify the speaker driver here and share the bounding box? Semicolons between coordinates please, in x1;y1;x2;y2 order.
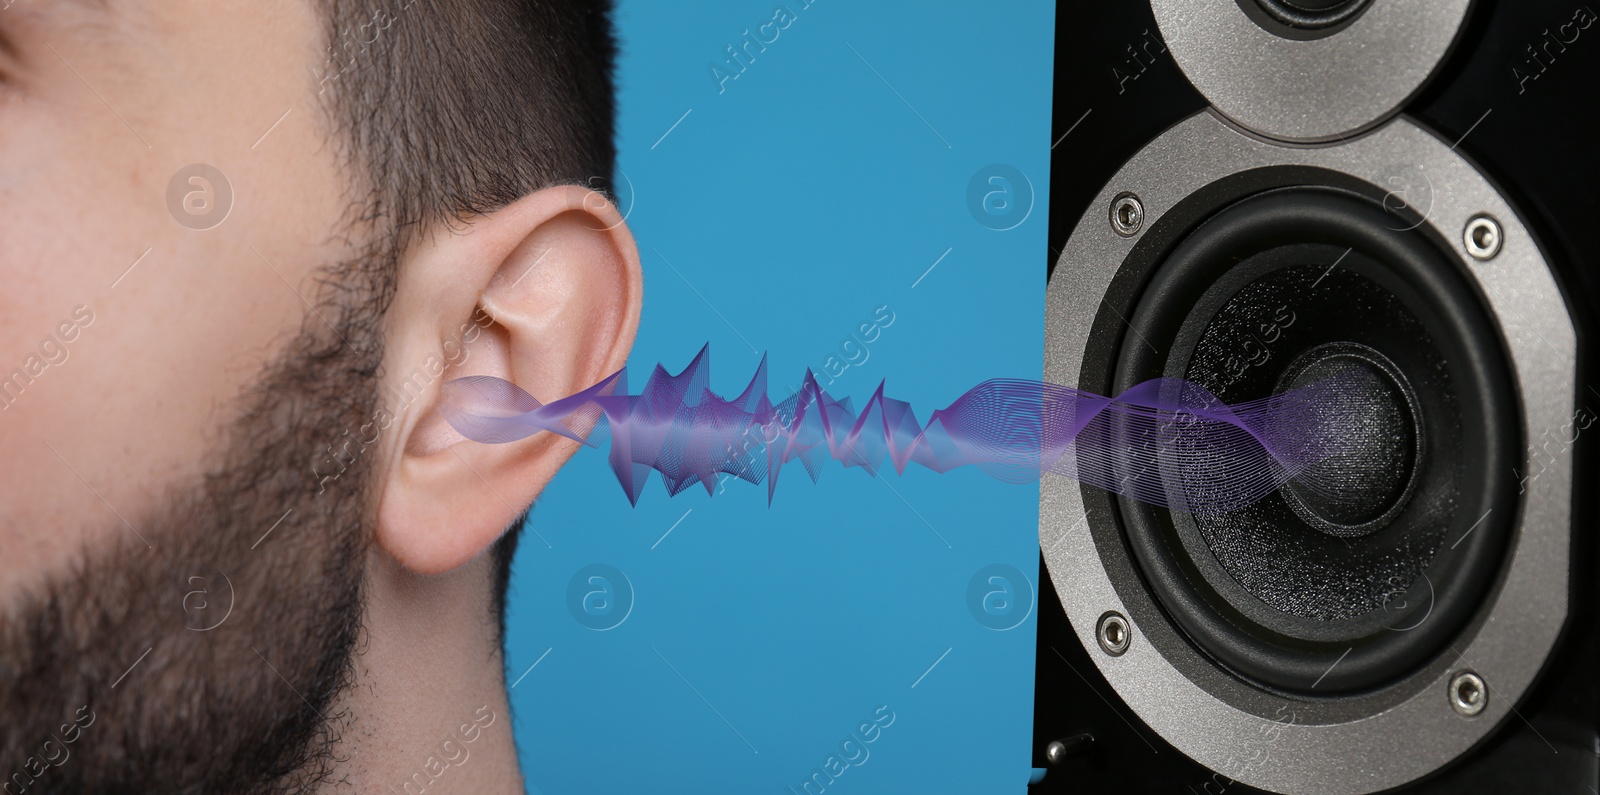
1040;112;1576;795
1111;187;1517;693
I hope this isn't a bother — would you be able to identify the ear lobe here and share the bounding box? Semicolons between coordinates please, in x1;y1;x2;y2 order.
374;186;642;575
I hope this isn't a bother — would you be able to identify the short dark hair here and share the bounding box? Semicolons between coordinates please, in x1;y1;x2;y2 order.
312;0;619;629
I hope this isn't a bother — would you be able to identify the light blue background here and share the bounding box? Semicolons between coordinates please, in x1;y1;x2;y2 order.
505;2;1053;791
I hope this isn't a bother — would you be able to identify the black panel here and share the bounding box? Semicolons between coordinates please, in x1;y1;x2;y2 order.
1035;0;1599;791
1043;1;1205;282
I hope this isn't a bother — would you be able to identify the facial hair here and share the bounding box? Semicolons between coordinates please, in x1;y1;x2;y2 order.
0;248;394;794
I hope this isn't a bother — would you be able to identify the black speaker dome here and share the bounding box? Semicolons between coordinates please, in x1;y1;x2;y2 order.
1276;342;1421;536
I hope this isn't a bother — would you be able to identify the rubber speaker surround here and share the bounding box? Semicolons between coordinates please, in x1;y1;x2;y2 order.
1108;187;1517;694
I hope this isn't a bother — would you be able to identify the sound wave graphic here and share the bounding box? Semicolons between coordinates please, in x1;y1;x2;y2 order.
440;345;1356;512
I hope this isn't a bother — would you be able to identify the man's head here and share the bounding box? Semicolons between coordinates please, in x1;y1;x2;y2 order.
0;1;637;791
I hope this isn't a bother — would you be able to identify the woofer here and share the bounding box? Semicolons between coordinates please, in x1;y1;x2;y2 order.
1110;187;1517;693
1037;0;1599;791
1040;112;1575;795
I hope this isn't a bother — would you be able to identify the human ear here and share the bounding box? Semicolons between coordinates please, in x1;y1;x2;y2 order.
373;184;641;574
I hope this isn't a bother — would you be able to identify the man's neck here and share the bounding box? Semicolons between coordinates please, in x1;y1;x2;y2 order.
324;549;523;794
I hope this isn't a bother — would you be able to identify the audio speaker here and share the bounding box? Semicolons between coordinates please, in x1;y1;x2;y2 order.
1034;1;1598;793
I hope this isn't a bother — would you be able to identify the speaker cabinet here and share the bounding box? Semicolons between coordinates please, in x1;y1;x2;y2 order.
1035;1;1599;792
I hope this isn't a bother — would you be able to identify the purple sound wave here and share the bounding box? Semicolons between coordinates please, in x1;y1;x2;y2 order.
439;345;1356;512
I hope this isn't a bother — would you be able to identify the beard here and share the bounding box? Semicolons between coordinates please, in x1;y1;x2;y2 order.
0;248;394;793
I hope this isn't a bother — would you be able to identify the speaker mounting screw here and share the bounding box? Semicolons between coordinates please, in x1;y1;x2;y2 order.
1045;733;1094;766
1110;192;1144;237
1448;671;1488;717
1464;215;1502;261
1096;611;1131;656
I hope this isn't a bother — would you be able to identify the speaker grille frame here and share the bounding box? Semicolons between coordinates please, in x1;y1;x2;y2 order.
1040;111;1574;795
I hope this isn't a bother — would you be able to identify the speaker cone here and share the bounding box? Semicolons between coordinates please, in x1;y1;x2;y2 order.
1108;187;1518;693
